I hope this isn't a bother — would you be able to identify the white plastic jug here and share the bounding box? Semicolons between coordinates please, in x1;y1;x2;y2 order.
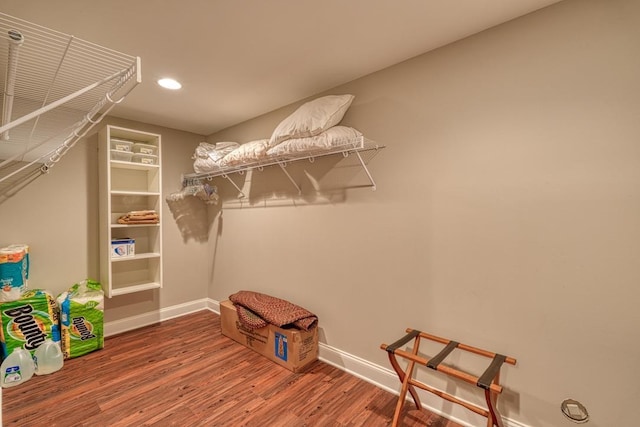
1;347;35;387
34;339;64;375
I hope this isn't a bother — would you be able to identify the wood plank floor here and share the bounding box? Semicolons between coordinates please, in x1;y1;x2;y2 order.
2;310;462;426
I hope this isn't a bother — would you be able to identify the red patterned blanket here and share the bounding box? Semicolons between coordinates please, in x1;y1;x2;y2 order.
229;290;318;331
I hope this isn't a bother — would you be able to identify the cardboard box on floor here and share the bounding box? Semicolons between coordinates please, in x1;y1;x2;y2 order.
220;300;318;373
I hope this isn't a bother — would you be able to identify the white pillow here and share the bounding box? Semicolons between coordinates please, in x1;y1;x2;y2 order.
222;139;269;166
268;94;355;149
266;126;363;157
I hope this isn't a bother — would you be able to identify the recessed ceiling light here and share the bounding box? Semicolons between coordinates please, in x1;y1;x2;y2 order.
157;78;182;90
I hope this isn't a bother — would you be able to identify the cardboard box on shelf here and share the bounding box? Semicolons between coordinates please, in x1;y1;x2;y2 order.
111;238;135;258
220;299;318;373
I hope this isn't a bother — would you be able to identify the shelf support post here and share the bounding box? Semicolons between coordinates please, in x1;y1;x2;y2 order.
221;173;246;198
277;162;302;195
353;150;377;190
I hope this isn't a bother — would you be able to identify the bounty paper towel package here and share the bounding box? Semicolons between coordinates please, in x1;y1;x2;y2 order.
57;279;104;359
0;289;59;359
0;244;30;302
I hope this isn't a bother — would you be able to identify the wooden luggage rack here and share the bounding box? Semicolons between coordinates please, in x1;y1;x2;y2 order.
381;329;516;427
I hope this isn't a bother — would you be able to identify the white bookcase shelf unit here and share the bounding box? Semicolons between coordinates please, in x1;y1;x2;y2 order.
98;125;162;298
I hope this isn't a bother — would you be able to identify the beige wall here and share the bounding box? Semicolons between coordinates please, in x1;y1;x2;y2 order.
0;117;208;321
205;0;640;426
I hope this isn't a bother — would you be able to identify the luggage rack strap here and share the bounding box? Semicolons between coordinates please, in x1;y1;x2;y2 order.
384;329;420;353
426;340;459;369
478;354;508;390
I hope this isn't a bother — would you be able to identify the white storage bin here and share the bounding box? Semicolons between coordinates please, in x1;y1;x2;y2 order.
110;150;133;162
110;139;133;152
132;153;158;165
132;143;157;156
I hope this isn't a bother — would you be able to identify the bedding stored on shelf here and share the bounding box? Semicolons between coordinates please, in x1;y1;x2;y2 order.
266;126;362;157
192;141;238;174
175;93;384;205
223;139;269;166
191;126;363;174
267;94;355;148
191;93;358;174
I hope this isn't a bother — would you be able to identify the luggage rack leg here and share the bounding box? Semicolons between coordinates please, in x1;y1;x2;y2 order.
385;329;422;425
381;329;516;427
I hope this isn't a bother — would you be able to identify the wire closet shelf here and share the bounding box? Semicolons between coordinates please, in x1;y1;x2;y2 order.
0;12;141;186
182;137;385;196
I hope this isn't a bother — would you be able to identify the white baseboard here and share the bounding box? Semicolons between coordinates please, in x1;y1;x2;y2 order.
104;298;527;427
104;298;218;336
503;417;530;427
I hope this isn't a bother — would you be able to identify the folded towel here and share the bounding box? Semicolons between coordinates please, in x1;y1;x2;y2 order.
117;218;159;224
229;290;318;331
117;210;159;224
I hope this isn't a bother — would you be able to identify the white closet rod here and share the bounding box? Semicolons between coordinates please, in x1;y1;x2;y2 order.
44;63;140;169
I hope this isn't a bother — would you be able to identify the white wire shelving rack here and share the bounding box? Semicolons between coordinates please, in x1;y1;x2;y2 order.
181;136;385;204
0;12;141;190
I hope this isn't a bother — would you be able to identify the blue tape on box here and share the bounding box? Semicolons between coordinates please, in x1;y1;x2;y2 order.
274;332;288;362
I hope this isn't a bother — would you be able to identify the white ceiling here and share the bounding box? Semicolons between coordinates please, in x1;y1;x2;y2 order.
2;0;562;136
